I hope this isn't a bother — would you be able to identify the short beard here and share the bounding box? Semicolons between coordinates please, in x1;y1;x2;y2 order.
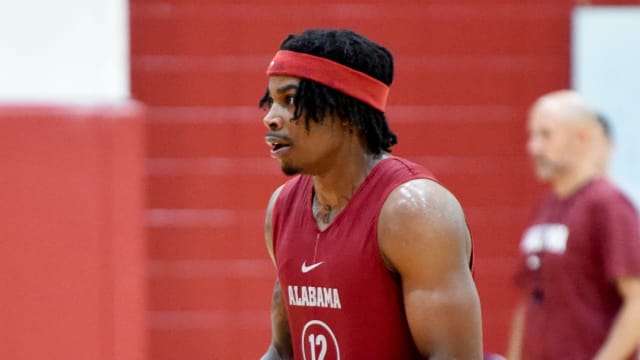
281;164;301;176
533;158;565;181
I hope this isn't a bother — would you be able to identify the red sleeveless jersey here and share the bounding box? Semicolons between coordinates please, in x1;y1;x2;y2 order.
271;156;436;359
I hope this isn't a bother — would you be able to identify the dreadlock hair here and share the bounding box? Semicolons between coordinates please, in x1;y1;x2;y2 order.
259;29;398;154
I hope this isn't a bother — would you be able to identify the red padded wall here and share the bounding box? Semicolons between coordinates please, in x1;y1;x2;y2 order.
0;104;146;359
130;0;581;357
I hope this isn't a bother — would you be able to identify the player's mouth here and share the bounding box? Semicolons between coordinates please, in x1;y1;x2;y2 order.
265;135;292;158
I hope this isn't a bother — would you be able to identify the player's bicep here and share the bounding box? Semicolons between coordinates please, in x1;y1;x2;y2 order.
378;179;482;358
403;269;482;358
379;179;470;286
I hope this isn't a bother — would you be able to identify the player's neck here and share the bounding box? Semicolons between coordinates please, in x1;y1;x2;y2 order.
312;149;383;210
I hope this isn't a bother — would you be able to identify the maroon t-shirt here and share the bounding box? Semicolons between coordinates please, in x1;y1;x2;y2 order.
517;178;640;360
271;157;435;359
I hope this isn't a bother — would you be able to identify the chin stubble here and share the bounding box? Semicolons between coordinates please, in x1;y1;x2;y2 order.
281;164;301;176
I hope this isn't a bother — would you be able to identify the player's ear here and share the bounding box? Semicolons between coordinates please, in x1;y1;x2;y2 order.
342;120;356;135
579;124;597;147
338;116;351;128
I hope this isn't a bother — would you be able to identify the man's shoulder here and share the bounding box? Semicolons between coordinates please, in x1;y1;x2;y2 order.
582;178;636;209
381;178;465;229
378;156;436;179
377;173;472;275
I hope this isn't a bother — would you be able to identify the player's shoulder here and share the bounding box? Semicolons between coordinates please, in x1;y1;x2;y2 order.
380;178;467;235
378;155;436;179
266;183;286;212
378;178;471;274
384;178;462;215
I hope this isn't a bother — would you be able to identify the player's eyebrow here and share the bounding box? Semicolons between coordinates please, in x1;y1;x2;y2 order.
275;84;298;94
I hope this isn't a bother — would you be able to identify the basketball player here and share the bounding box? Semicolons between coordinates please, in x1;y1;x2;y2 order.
258;29;482;359
508;90;640;359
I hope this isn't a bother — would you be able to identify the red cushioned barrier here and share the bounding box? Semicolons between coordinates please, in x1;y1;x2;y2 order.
0;103;146;360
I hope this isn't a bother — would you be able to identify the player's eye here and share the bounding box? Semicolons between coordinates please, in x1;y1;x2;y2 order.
285;95;295;105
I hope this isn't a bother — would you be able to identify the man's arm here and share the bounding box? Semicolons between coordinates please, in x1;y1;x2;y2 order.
507;301;526;360
378;179;483;359
261;278;293;360
594;276;640;360
261;186;293;360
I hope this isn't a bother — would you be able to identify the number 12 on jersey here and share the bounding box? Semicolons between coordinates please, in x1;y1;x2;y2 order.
307;334;327;360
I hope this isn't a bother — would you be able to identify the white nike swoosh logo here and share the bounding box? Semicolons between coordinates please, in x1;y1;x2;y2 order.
301;261;324;273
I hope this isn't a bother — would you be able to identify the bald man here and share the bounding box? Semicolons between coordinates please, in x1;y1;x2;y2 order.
508;90;640;360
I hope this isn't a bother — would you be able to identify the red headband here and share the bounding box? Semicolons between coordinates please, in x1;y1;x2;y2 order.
266;50;389;112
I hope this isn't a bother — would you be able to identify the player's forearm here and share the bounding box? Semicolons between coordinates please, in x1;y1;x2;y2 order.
426;346;483;360
507;302;525;360
260;344;292;360
594;298;640;360
263;279;293;359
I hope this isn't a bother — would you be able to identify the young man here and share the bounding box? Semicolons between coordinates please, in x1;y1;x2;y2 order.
258;29;482;359
508;90;640;359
